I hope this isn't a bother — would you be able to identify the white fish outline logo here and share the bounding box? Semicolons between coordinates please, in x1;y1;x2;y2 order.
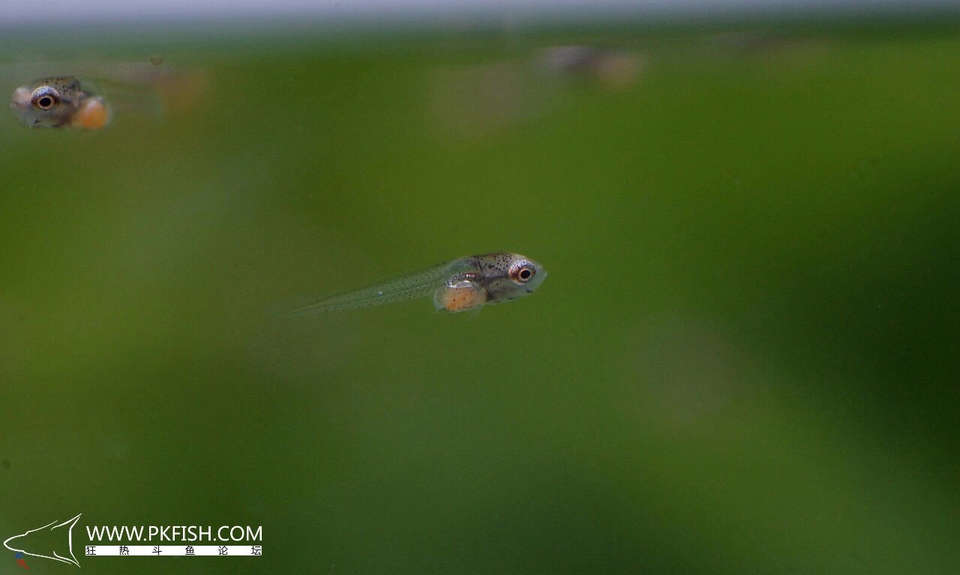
3;513;82;567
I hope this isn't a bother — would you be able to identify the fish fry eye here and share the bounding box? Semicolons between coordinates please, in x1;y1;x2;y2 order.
32;89;58;110
517;266;534;282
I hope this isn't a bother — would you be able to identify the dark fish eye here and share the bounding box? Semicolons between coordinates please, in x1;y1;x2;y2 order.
515;265;535;283
32;88;59;111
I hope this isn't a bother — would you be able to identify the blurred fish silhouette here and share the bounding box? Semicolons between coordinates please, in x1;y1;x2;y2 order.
538;45;645;87
428;45;644;138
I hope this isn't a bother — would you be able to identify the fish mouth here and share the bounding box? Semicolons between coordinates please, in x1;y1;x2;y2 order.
10;86;31;109
10;87;34;125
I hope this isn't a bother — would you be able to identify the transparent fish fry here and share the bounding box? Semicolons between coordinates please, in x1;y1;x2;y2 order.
290;253;547;315
6;59;208;129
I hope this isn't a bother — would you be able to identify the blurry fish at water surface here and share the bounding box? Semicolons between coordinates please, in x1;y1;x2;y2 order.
428;45;643;138
290;253;547;315
5;59;208;129
537;45;645;87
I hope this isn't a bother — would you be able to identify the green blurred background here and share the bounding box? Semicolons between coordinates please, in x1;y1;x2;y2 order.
1;17;958;574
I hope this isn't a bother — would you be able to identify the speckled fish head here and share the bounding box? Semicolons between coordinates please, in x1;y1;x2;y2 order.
475;252;547;304
10;76;86;127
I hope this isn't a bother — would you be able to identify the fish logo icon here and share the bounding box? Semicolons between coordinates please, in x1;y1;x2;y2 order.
4;514;82;567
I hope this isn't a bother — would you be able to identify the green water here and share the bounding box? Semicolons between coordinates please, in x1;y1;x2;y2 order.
1;20;958;574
